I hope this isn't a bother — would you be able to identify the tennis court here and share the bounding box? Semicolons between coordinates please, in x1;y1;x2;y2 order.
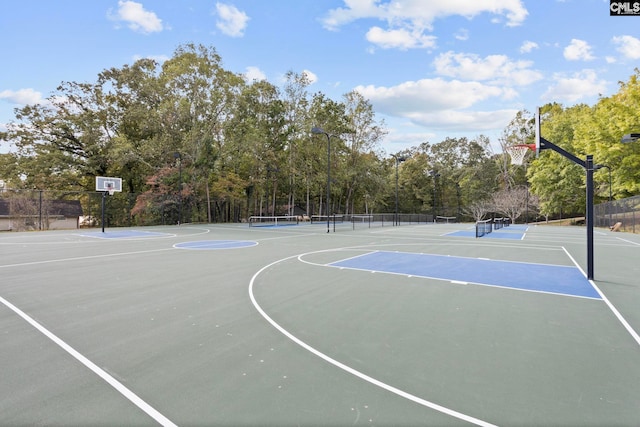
1;221;639;426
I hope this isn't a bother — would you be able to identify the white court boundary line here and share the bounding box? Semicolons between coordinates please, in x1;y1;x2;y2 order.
0;296;177;427
0;248;175;269
562;247;640;347
615;237;640;246
248;252;498;427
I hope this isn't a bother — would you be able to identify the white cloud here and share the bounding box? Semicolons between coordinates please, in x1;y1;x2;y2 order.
563;39;595;61
323;0;527;52
519;40;538;53
612;35;640;60
301;70;318;84
322;0;528;31
454;28;469;41
215;2;249;37
356;78;513;115
0;88;44;105
433;51;542;86
244;66;267;82
109;1;164;34
402;109;520;131
365;26;436;50
541;70;607;103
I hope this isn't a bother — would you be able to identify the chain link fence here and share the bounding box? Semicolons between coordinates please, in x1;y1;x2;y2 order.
0;189;192;231
595;194;639;234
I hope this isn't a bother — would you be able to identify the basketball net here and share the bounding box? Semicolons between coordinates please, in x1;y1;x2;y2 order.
506;144;534;165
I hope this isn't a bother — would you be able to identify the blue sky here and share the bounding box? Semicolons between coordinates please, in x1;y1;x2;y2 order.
1;0;639;155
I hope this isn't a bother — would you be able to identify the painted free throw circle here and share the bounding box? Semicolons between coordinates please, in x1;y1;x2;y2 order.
174;240;258;250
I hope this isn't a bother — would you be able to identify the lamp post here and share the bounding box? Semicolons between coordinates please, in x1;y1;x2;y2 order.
428;170;440;222
595;164;612;226
311;127;332;233
174;152;182;225
391;154;407;226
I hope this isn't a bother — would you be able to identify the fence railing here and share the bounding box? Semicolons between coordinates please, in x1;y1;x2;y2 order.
595;194;639;234
0;189;194;231
0;189;441;232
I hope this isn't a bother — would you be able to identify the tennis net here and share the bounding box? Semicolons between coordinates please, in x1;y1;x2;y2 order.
475;219;493;238
249;215;299;227
435;216;457;224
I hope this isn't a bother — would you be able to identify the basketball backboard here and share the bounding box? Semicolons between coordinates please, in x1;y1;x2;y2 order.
96;176;122;194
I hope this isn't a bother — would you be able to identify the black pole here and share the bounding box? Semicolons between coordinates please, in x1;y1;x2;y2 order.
174;152;182;225
586;155;594;280
311;127;332;233
101;191;106;233
39;190;43;230
395;159;399;226
608;167;612;226
539;136;596;279
326;133;331;233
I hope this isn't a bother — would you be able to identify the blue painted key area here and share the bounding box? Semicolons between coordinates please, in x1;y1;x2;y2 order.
330;251;600;299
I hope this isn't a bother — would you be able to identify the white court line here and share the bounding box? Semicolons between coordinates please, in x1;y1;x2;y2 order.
562;247;640;347
0;248;174;269
615;237;640;246
0;296;177;427
249;253;498;427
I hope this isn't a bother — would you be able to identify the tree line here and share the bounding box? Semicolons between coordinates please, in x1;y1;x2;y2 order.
1;43;639;225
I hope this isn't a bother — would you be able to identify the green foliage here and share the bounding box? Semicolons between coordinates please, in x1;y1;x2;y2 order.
1;47;639;225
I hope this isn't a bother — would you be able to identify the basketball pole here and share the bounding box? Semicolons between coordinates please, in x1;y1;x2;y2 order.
101;191;106;233
537;136;596;280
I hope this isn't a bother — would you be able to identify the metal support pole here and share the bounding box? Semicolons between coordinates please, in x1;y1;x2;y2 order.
586;155;594;280
395;160;399;226
326;133;331;233
311;127;333;233
101;191;106;233
39;190;43;230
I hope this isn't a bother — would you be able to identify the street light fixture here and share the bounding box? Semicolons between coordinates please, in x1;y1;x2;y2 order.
311;126;332;233
621;133;640;143
391;154;407;226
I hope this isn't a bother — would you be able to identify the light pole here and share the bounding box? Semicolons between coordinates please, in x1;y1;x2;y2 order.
391;154;407;226
312;127;332;233
428;170;440;222
174;152;182;225
595;164;612;226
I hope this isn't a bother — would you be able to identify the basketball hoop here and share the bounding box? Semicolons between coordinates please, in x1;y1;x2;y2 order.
506;144;535;165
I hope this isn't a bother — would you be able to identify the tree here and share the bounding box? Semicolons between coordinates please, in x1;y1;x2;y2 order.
463;199;494;222
528;103;588;218
492;187;537;223
498;109;534;189
339;91;386;215
574;69;640;198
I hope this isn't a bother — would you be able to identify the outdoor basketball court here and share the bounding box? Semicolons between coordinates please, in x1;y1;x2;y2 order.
1;221;639;426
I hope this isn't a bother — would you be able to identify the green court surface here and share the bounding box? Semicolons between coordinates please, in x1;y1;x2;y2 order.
1;222;639;426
